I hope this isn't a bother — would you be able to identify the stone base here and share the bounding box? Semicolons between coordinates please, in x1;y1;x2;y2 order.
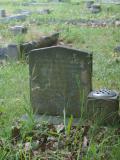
22;114;83;126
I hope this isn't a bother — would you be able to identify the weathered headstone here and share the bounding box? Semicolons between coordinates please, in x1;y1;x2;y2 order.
0;47;7;56
98;0;120;4
36;9;51;14
114;45;120;53
0;47;7;64
29;46;92;117
48;0;63;2
5;14;27;22
20;32;59;59
10;25;27;35
0;9;6;17
90;4;101;13
7;44;19;60
86;1;94;8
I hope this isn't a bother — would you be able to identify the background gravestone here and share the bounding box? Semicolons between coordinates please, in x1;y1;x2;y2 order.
7;44;19;60
0;9;6;17
29;46;92;117
10;25;27;35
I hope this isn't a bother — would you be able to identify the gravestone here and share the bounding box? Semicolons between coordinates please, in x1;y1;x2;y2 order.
0;47;7;64
114;45;120;53
20;32;59;59
86;1;94;8
7;44;19;60
0;9;6;17
10;25;27;35
29;46;92;117
0;48;7;59
5;14;27;22
90;4;101;13
99;0;120;4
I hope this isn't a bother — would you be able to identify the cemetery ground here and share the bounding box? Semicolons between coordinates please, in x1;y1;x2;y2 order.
0;0;120;159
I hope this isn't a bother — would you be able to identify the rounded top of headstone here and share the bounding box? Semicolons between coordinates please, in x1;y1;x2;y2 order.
88;88;117;99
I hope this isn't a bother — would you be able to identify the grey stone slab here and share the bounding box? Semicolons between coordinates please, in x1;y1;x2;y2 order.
7;44;19;60
0;14;27;23
86;1;94;8
114;45;120;53
20;32;59;58
98;0;120;4
90;4;101;14
10;25;27;35
15;10;31;15
0;47;7;59
0;9;6;17
15;9;52;15
29;46;92;118
36;9;52;15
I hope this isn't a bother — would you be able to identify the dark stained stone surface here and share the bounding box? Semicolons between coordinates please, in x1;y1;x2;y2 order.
0;14;27;23
29;46;92;117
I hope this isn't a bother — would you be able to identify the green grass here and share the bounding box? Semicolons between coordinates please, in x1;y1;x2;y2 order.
0;0;120;159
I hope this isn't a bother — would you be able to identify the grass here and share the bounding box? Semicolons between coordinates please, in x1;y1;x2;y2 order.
0;0;120;159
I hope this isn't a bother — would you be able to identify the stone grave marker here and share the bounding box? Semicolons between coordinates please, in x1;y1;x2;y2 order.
0;9;6;17
20;32;59;59
0;47;7;64
98;0;120;4
10;25;27;35
86;1;94;8
29;46;92;118
7;44;19;60
90;4;101;13
5;14;27;22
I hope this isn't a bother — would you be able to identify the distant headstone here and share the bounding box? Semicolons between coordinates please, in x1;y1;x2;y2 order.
99;0;120;4
5;14;27;22
10;25;27;35
7;44;19;60
86;1;94;8
0;48;7;59
114;45;120;53
20;32;59;59
90;4;101;13
36;9;51;14
0;47;7;64
29;46;92;117
48;0;66;2
0;9;6;17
